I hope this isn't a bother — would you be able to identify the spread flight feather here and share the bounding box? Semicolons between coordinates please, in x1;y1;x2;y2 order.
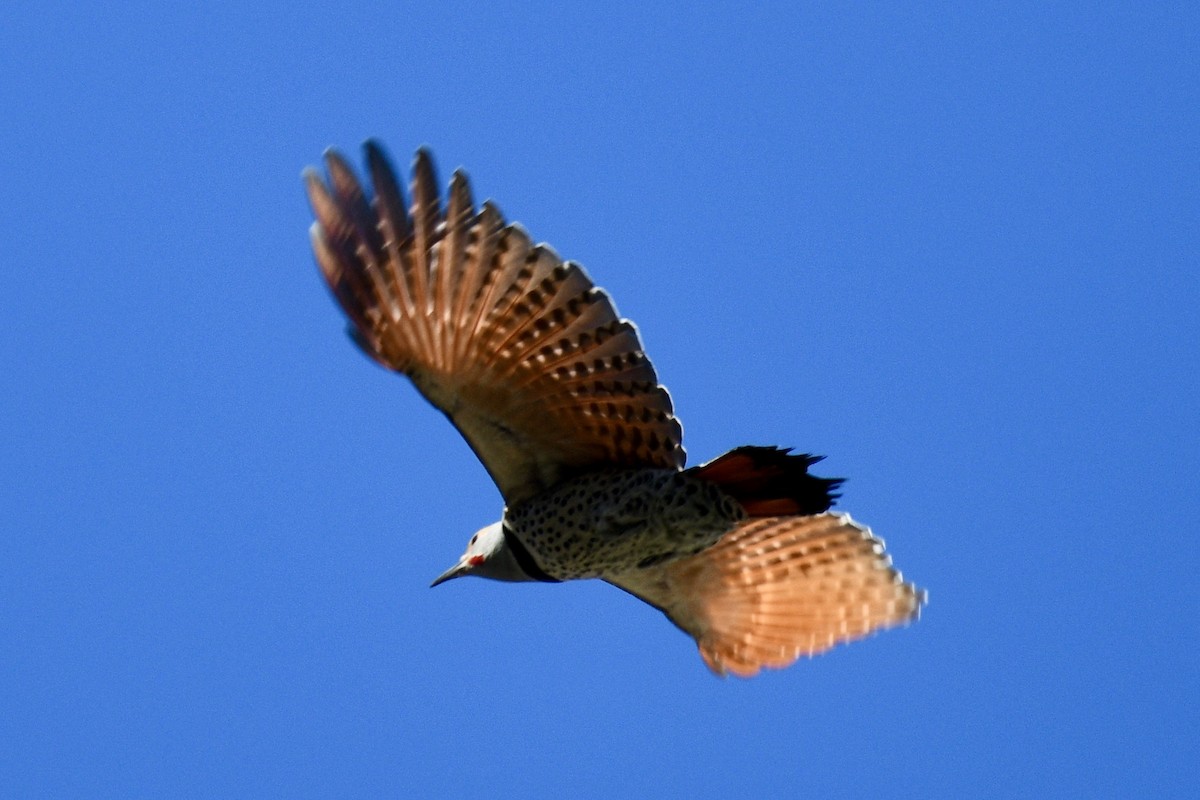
306;144;685;505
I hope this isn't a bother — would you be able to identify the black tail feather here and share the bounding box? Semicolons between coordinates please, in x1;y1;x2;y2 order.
686;446;842;517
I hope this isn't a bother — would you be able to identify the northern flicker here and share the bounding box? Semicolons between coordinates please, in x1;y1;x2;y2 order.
305;143;925;677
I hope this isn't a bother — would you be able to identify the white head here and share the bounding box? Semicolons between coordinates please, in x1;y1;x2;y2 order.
430;521;534;587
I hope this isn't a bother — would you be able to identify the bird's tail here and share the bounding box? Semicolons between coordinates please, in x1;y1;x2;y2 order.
686;446;841;517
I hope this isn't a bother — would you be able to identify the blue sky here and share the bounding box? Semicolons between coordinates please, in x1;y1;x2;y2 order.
3;1;1197;796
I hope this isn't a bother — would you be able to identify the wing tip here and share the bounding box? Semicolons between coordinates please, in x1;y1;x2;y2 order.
412;146;439;186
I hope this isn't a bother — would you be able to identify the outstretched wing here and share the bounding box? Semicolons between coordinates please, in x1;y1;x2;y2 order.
305;143;685;505
608;513;925;677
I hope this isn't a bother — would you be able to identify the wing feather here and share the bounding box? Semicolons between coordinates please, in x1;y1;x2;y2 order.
307;144;685;503
608;513;925;678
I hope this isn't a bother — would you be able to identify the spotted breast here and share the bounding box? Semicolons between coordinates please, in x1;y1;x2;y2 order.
503;469;745;580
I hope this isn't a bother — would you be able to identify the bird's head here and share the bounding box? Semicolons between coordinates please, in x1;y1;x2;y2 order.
430;521;531;586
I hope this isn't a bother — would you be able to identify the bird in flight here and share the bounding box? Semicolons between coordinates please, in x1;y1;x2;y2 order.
305;143;925;677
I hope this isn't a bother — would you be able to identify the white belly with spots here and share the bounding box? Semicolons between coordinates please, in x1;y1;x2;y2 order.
504;469;745;580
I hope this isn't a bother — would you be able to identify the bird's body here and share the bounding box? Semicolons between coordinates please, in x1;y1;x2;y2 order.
305;143;925;677
505;467;741;579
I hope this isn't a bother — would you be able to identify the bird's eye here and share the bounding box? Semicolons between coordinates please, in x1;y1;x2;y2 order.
470;534;478;545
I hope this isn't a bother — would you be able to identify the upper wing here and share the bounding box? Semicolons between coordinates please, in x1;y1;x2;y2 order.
608;513;925;677
305;143;685;505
